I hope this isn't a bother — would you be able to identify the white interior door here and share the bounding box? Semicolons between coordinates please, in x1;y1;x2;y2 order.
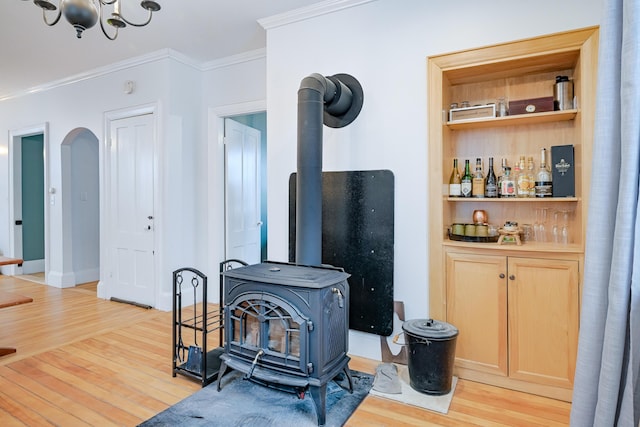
225;118;261;265
108;114;155;306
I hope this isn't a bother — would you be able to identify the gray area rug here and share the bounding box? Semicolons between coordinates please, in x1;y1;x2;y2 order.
139;370;373;426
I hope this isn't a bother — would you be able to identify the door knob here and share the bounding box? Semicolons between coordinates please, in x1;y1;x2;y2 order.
499;273;505;279
148;216;154;220
509;275;516;280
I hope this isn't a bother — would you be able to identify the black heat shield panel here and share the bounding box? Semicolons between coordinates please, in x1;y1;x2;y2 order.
289;170;394;336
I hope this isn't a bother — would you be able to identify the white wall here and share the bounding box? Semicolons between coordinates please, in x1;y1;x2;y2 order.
0;54;205;311
0;61;165;284
264;0;603;359
202;53;267;289
68;129;100;283
155;59;205;308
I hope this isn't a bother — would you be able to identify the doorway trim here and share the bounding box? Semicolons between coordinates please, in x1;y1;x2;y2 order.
7;123;50;280
207;100;266;284
100;102;160;302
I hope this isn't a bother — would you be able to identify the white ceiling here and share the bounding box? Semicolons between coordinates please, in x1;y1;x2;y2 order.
1;0;328;98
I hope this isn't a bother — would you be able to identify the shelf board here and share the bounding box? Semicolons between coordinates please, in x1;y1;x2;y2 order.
443;240;583;254
446;109;577;130
445;197;579;202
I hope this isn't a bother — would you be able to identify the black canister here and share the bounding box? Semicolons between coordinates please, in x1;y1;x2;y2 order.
402;318;458;395
554;75;574;111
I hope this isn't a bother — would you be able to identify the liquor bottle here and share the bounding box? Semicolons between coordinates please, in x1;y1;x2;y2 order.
472;158;485;198
485;157;498;198
512;156;521;183
535;148;553;197
448;158;461;197
526;156;536;197
500;166;516;197
516;155;529;198
461;159;472;198
497;158;507;197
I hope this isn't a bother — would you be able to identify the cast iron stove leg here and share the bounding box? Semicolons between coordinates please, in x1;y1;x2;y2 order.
309;384;327;426
342;366;354;393
215;360;229;391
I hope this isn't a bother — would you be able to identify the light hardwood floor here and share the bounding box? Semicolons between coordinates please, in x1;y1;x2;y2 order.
0;276;571;426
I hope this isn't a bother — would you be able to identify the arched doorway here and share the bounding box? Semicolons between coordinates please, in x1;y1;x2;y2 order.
61;128;100;286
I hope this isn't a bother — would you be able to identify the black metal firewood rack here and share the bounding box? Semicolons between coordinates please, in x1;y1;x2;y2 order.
172;260;247;387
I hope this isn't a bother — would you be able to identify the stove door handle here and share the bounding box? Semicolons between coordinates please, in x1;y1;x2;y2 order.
245;349;264;380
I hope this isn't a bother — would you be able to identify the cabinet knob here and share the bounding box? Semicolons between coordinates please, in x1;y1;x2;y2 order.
509;275;516;281
499;273;505;279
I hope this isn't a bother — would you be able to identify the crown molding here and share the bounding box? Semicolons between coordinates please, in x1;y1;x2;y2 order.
258;0;376;30
201;48;266;71
0;46;267;102
0;49;199;102
0;0;376;102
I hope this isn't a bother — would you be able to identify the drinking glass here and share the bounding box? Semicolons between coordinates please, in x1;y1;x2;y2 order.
551;210;560;243
559;210;571;244
534;207;549;242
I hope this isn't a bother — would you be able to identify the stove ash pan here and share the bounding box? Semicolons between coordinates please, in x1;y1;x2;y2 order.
216;262;352;425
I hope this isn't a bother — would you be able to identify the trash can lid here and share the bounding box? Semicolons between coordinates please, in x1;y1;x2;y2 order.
402;319;458;340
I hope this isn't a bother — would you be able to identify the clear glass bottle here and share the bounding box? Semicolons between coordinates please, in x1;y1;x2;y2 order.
485;157;498;198
497;158;507;197
526;156;536;197
448;158;461;197
535;148;553;197
472;158;485;198
516;155;529;198
500;166;516;197
461;159;472;198
512;156;521;182
496;97;508;117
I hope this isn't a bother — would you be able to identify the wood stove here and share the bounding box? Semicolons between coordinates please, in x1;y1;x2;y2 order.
216;261;352;425
216;73;364;426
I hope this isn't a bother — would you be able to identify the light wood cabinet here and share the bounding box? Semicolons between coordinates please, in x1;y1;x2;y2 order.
445;252;507;377
428;27;599;401
446;251;579;398
507;256;579;389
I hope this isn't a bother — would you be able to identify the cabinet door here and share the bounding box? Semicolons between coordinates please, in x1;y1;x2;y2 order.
507;257;579;388
446;252;507;376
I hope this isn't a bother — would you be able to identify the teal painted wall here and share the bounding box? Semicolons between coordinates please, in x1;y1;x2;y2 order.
21;134;45;261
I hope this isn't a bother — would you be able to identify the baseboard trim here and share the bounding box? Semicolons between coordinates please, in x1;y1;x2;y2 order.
454;366;573;402
73;268;99;285
47;271;76;288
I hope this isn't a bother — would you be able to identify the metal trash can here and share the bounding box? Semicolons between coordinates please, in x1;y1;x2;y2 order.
402;318;458;395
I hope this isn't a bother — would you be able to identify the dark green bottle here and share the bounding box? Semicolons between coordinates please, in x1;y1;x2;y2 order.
461;159;472;198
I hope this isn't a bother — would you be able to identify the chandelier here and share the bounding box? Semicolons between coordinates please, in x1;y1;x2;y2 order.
23;0;161;40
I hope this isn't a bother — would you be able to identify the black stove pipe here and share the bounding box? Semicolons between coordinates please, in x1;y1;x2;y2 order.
296;73;363;266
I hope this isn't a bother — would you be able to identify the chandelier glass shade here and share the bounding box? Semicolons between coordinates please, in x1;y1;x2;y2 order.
24;0;161;39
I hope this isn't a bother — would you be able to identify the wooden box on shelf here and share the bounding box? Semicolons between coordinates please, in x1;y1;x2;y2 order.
508;96;554;115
